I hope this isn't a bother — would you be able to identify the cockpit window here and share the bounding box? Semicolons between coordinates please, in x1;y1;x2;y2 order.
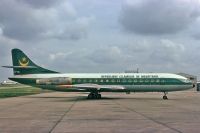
179;78;191;83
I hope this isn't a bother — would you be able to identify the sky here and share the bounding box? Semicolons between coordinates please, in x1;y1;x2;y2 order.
1;0;200;81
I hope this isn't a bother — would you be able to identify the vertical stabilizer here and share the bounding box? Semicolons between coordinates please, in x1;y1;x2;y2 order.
11;49;58;75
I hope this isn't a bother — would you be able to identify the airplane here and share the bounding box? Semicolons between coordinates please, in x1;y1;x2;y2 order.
3;49;194;100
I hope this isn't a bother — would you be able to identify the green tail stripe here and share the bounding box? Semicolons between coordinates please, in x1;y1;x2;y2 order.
12;49;59;75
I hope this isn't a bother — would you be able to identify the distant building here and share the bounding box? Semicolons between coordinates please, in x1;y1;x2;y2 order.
125;68;139;73
1;80;18;85
197;82;200;91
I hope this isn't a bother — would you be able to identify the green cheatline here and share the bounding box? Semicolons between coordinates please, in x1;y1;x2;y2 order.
0;86;49;98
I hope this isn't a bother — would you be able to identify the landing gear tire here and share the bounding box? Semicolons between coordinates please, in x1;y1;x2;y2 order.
97;94;101;99
88;93;93;99
93;94;97;99
163;95;168;100
163;92;168;100
87;92;101;99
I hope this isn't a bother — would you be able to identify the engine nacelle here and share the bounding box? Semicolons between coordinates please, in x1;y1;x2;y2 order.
36;77;72;85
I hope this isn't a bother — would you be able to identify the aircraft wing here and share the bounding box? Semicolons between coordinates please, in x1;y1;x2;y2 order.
57;84;125;91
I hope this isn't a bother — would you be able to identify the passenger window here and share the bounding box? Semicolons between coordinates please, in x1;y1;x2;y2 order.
122;79;126;83
111;79;115;83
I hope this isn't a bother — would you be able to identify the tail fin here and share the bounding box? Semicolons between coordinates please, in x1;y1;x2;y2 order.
4;49;58;75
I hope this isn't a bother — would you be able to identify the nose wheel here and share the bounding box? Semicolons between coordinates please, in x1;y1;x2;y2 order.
163;92;168;100
87;92;101;99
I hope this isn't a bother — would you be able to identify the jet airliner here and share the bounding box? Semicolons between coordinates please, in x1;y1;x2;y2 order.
3;49;194;99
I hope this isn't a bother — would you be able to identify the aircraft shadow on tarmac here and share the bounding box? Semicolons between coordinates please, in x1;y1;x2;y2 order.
25;95;176;102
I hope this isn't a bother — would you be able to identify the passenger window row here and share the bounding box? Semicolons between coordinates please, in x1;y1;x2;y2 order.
73;79;168;83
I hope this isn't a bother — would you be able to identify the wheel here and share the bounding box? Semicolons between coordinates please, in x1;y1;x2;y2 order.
97;94;101;99
88;93;93;99
88;93;101;99
93;93;97;99
163;95;168;100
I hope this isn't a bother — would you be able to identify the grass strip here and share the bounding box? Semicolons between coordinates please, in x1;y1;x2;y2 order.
0;87;46;98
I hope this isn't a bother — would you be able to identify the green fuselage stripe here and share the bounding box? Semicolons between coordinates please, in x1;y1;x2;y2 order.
71;78;189;85
10;77;190;86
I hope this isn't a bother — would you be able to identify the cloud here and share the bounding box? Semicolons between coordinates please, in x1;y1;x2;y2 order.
88;46;123;64
49;51;73;61
0;0;92;41
46;46;126;73
0;36;21;81
120;0;200;35
18;0;62;8
45;16;94;40
0;36;20;57
0;0;45;40
149;39;185;64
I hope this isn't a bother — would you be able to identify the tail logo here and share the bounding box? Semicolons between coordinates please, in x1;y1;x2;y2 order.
19;57;29;66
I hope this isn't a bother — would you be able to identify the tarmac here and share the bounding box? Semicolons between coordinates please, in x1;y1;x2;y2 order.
0;91;199;133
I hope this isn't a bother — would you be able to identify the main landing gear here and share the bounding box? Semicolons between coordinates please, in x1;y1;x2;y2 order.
163;92;168;100
87;92;101;99
126;91;131;94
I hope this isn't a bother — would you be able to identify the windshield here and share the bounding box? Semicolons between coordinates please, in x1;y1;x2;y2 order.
179;78;192;83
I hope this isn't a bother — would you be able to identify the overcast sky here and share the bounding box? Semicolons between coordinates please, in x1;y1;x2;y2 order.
1;0;200;81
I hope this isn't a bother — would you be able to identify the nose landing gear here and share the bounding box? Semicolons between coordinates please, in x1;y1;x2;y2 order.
163;92;168;100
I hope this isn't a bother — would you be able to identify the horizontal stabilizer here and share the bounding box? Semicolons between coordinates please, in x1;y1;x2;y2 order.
2;66;37;69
